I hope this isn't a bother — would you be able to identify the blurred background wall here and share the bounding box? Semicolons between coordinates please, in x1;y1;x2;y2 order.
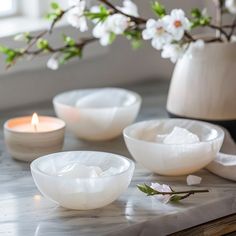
0;0;205;110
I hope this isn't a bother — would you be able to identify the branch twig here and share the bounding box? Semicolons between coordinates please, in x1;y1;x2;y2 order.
99;0;147;24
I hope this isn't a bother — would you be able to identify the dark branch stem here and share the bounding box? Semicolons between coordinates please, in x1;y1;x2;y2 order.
228;17;236;40
184;32;195;42
148;189;209;196
24;37;98;56
208;24;229;40
99;0;147;24
215;0;224;38
204;37;223;43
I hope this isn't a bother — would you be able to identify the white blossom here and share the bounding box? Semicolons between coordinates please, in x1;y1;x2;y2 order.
231;35;236;42
161;43;186;63
92;13;130;46
225;0;236;14
142;19;173;50
151;183;172;204
186;175;202;186
117;0;139;17
185;39;205;58
92;22;111;46
67;0;88;32
14;34;26;42
69;0;83;7
47;56;59;70
107;13;130;34
164;9;191;41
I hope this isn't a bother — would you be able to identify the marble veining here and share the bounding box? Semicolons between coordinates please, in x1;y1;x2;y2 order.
0;80;235;236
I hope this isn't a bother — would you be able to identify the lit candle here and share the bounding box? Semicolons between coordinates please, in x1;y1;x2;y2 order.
12;113;61;133
4;114;65;162
32;113;39;132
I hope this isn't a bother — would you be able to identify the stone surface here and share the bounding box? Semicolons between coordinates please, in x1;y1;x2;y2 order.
0;80;235;236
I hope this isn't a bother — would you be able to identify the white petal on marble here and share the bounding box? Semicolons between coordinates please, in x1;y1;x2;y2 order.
187;175;202;185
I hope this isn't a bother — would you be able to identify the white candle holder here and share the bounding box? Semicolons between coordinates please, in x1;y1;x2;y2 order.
123;119;224;176
53;88;141;141
30;151;135;210
4;116;65;162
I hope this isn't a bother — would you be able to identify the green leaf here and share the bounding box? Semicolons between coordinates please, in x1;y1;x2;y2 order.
109;32;116;44
137;184;159;196
99;5;108;14
36;39;49;50
170;195;182;203
62;34;76;46
131;39;142;49
137;184;149;194
51;2;60;10
85;7;109;22
191;8;202;18
190;8;211;29
84;5;109;22
152;2;166;18
124;29;142;49
45;12;58;21
60;47;82;64
0;46;11;54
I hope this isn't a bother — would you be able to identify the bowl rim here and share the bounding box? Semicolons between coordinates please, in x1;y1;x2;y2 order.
52;87;142;110
123;118;225;146
4;116;66;134
30;150;135;180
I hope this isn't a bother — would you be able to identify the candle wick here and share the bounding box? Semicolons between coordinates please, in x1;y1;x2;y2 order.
34;124;38;132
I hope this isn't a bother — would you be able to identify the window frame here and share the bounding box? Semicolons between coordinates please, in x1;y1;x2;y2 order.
0;0;18;18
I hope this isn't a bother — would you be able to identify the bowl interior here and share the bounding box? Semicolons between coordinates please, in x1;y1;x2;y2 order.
124;119;223;144
32;151;133;178
53;88;140;109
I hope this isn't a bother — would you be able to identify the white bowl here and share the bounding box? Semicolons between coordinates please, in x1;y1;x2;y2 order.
53;88;141;141
30;151;135;210
123;119;224;176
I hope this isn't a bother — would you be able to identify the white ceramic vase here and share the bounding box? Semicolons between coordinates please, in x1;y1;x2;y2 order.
167;42;236;140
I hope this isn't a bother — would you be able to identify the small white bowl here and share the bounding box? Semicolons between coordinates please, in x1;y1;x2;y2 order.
30;151;134;210
53;88;141;141
123;119;224;176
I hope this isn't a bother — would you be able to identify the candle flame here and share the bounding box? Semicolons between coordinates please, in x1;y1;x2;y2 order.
31;113;39;131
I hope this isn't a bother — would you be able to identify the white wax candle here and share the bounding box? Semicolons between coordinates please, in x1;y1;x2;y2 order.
13;122;60;132
4;115;66;162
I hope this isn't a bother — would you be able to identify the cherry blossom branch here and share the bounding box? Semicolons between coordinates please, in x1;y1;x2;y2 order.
137;183;209;203
138;186;209;196
22;6;74;55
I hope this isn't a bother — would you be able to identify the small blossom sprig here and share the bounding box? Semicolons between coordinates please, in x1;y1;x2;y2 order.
137;183;209;204
1;0;236;69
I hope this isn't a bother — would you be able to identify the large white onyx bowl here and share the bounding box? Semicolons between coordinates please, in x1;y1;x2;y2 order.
31;151;134;210
123;119;224;176
53;88;141;141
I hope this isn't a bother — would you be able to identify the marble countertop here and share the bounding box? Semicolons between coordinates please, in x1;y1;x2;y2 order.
1;80;235;236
